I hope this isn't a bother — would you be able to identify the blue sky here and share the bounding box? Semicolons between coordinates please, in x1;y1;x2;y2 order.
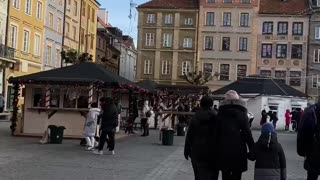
100;0;149;41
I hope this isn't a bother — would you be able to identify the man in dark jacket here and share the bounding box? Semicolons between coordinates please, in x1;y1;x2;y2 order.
93;97;118;155
184;96;219;180
217;90;254;180
297;103;320;180
267;111;278;129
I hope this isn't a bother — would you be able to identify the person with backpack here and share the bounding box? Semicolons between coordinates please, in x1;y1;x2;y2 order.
297;103;320;180
93;97;118;155
252;123;286;180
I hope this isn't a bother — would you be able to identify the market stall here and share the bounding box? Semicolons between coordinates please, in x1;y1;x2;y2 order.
212;76;308;130
8;62;145;138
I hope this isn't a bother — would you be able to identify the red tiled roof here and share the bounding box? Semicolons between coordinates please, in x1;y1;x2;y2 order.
137;0;198;9
98;17;111;28
259;0;309;15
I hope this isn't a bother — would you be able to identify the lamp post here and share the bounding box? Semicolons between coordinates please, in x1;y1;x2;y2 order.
61;0;67;68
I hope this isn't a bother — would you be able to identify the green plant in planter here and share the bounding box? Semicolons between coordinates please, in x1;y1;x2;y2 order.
61;50;93;64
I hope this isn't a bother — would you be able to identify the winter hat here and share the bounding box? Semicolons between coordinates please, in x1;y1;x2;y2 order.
225;90;240;100
261;123;275;134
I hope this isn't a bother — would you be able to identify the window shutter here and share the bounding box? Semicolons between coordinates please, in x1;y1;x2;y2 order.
237;37;240;51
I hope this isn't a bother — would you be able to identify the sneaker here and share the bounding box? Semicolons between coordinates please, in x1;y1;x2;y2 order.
107;150;115;155
86;147;94;151
93;150;103;155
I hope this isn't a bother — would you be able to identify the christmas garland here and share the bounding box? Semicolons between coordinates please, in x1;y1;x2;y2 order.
112;83;148;95
10;83;20;136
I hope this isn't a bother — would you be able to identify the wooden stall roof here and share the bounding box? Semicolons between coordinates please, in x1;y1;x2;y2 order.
9;62;135;87
212;76;306;98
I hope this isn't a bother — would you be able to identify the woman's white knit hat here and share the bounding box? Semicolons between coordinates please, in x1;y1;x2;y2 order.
225;90;240;100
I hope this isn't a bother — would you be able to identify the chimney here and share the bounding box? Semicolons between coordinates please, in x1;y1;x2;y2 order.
98;8;109;24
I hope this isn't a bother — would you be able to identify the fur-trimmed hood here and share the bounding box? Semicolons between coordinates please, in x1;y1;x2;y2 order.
219;99;247;108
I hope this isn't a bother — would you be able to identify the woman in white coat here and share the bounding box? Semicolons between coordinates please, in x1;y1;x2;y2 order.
141;100;151;136
83;102;100;150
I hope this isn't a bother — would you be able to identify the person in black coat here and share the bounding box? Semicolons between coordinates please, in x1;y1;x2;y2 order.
253;123;286;180
93;97;118;155
260;110;268;126
297;103;320;180
217;90;254;180
184;96;219;180
268;111;279;129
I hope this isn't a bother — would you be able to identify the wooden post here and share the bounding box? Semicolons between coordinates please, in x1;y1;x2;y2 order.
45;86;51;108
40;85;51;144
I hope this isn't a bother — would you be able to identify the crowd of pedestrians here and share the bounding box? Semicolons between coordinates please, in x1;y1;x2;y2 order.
185;90;320;180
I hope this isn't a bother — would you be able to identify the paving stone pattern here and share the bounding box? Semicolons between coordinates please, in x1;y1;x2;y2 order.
0;122;308;180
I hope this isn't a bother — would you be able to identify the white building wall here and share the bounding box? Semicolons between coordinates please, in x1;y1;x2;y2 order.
117;44;137;82
247;95;307;130
246;96;263;129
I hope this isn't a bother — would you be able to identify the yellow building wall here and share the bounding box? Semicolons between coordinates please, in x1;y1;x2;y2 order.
64;0;81;51
6;0;46;110
79;0;99;61
8;0;46;73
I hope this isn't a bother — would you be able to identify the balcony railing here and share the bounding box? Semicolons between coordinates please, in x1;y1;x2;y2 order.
0;44;15;61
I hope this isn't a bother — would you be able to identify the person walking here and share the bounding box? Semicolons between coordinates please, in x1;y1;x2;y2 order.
184;96;219;180
292;108;303;132
217;90;254;180
297;102;320;180
268;111;279;129
285;110;291;131
93;97;118;155
248;112;254;128
83;102;100;150
260;110;268;126
253;123;286;180
141;100;151;137
295;108;303;131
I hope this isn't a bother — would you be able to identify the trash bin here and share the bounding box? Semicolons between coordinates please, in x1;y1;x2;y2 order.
48;125;66;144
177;124;186;136
162;129;174;146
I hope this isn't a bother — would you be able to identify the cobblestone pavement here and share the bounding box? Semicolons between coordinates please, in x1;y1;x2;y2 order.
0;122;307;180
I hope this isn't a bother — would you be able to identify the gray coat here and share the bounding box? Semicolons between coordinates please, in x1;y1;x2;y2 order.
83;108;100;137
